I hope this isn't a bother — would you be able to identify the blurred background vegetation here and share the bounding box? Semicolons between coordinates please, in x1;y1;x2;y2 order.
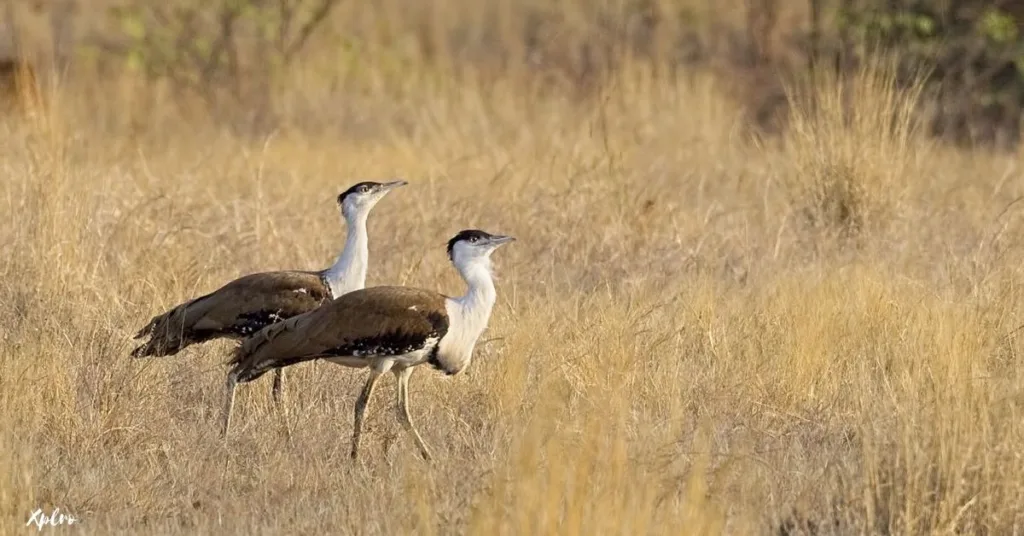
6;0;1024;148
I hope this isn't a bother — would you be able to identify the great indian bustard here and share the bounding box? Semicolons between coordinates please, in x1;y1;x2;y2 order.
222;229;515;461
130;180;407;406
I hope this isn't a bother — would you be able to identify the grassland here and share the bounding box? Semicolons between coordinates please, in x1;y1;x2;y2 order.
2;2;1024;534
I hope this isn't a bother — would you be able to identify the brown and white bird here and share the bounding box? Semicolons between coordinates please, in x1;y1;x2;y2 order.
222;229;516;461
130;180;407;403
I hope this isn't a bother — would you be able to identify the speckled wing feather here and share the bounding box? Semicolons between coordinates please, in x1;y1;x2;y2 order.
130;271;331;358
229;286;450;383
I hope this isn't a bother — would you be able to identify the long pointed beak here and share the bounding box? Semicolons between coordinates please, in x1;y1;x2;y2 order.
381;179;408;191
488;235;516;246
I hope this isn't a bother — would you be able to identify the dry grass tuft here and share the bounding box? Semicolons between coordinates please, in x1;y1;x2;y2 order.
771;54;929;240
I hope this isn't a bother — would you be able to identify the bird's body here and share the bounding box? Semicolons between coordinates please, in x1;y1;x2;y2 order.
130;270;332;358
129;180;406;405
228;286;449;376
222;229;516;461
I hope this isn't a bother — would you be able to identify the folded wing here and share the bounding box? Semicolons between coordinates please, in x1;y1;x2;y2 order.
229;286;450;382
131;271;331;358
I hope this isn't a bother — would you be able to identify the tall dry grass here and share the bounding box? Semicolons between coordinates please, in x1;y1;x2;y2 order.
2;5;1024;534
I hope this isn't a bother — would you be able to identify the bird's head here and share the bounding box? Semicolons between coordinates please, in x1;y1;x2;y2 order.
337;179;407;219
447;229;515;271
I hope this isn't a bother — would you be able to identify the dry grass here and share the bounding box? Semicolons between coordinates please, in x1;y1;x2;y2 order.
3;5;1024;534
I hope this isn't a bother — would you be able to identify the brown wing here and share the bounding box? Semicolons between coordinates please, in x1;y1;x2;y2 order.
130;271;331;358
229;286;449;383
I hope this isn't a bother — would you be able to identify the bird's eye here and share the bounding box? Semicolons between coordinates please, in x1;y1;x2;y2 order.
469;236;479;243
359;185;370;193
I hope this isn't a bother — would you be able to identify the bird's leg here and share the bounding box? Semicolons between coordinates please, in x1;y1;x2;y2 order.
395;367;433;461
221;372;238;441
350;369;383;460
271;368;292;444
271;368;285;403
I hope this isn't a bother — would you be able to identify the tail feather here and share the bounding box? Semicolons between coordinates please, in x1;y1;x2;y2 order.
227;314;292;366
130;342;151;358
227;315;305;383
130;334;189;358
227;342;264;383
130;300;202;358
227;343;246;368
132;318;157;340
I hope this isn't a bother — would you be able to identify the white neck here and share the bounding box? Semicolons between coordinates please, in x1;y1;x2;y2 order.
437;255;497;375
323;212;368;297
